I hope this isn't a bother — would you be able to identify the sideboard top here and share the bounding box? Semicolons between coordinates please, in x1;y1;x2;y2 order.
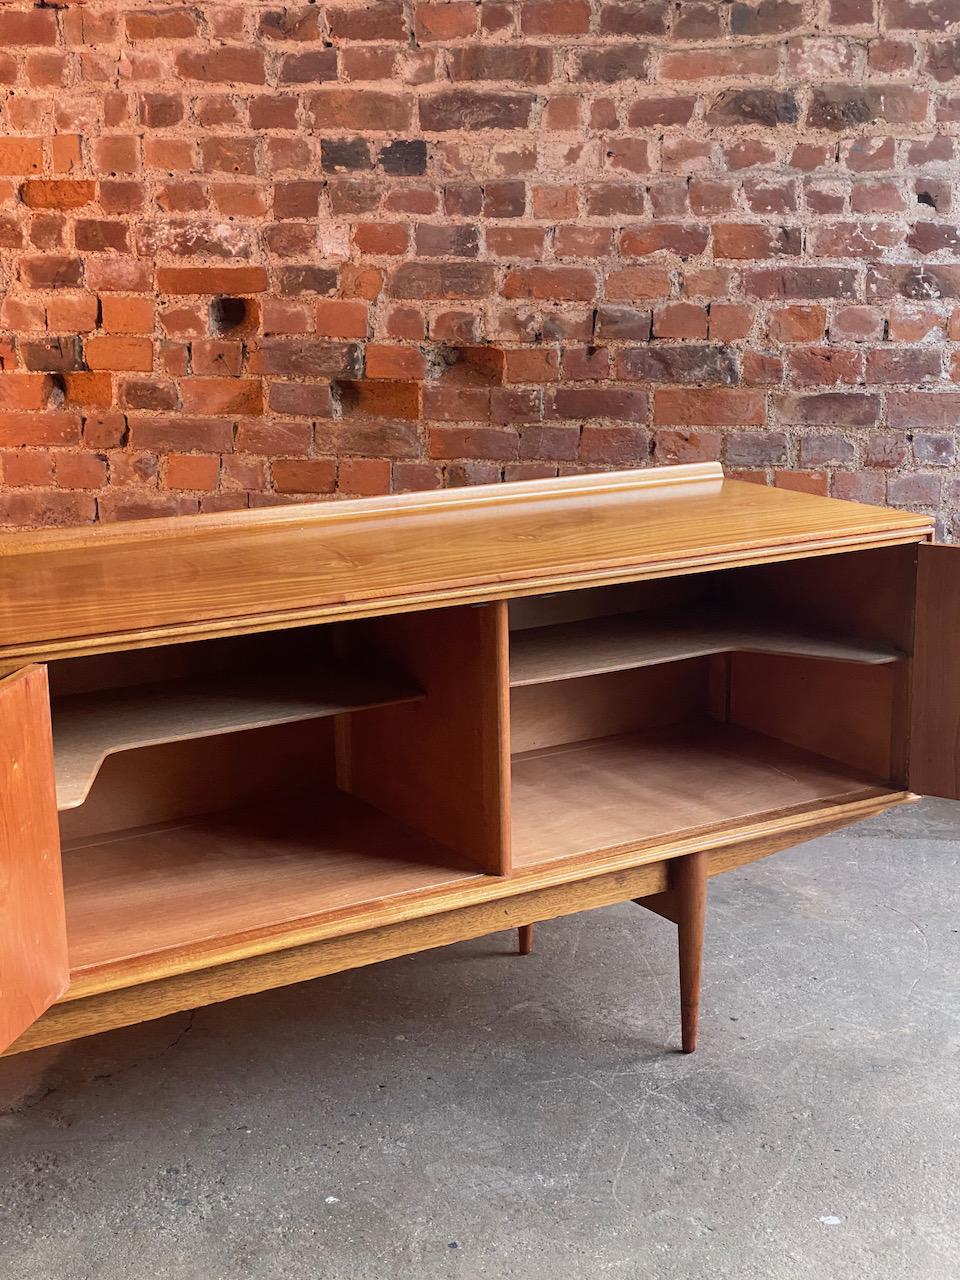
0;463;932;662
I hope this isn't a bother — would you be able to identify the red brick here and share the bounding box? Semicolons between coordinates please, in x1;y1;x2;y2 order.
127;10;200;39
21;179;96;209
100;296;155;334
502;268;597;301
775;470;830;496
180;378;264;415
46;294;100;333
768;305;827;343
0;10;57;46
340;380;421;420
85;337;154;373
165;454;221;491
0;375;51;412
157;267;269;295
64;373;114;408
55;452;108;490
653;303;708;340
365;345;427;380
654;389;766;426
308;90;413;130
273;459;338;493
314;301;369;339
339;458;391;495
505;349;560;384
175;48;266;84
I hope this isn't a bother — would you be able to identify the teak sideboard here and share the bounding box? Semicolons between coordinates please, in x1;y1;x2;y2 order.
1;462;956;1059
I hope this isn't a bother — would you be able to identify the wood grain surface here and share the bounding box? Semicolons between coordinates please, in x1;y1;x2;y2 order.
910;543;960;799
0;666;69;1053
512;722;892;867
53;665;422;810
5;787;908;1057
509;606;904;687
0;466;930;664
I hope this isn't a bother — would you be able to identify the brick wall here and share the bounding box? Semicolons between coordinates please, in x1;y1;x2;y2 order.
1;0;959;529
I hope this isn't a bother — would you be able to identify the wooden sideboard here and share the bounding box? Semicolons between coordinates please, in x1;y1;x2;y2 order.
1;462;955;1058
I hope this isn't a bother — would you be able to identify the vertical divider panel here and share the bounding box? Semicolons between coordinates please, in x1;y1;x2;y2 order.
337;601;512;875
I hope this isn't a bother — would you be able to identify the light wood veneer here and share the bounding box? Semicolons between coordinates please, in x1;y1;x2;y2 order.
0;464;953;1061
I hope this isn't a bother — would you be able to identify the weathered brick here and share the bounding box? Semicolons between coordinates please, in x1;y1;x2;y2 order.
257;339;362;379
707;91;800;127
127;10;199;39
618;344;738;385
175;48;266;84
0;9;57;46
448;46;553;83
21;179;96;209
653;389;765;426
390;262;495;299
776;392;881;425
308;90;413;130
419;92;534;130
0;139;43;175
19;337;84;374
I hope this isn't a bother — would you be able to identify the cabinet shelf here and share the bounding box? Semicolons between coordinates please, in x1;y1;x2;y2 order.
52;666;423;811
509;608;905;688
511;722;894;869
62;787;482;981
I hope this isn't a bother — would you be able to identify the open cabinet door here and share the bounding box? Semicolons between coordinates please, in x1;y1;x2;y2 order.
910;544;960;799
0;665;68;1052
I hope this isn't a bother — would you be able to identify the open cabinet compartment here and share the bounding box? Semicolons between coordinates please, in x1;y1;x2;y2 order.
509;545;918;870
48;603;510;990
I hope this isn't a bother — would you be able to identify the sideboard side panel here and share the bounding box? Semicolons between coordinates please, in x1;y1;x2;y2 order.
910;544;960;799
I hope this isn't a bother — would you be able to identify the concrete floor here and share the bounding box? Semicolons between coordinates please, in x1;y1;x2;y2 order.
1;799;958;1280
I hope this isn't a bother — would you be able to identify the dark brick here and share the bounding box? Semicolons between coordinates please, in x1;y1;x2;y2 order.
378;139;427;176
259;7;325;40
731;0;804;35
907;222;960;254
617;345;738;385
21;256;83;289
599;1;670;35
277;266;340;296
447;45;553;84
258;339;361;378
596;307;653;340
279;50;339;83
866;263;960;300
389;262;496;298
19;336;85;373
139;93;184;128
549;387;648;420
268;383;335;416
808;84;926;128
573;45;650;82
484;181;526;219
775;392;881;425
419;92;534;131
414;224;480;257
707;90;801;127
321;138;373;172
929;39;960;81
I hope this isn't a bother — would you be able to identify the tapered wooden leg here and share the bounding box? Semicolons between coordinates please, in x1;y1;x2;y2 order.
517;924;534;955
672;849;707;1054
